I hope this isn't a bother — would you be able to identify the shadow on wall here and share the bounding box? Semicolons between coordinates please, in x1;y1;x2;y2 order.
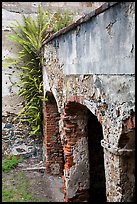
87;110;106;202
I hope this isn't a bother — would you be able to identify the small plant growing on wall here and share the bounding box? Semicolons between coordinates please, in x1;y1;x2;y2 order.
5;4;74;141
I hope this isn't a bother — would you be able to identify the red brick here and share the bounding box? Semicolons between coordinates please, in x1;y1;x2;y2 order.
126;117;134;129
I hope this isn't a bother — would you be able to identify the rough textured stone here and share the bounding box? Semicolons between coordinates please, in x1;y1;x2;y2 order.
2;112;43;160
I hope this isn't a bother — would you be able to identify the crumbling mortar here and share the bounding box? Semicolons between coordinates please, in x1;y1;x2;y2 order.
101;139;135;156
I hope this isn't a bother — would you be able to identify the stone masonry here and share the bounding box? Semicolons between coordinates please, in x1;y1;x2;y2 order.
42;2;135;202
2;2;96;159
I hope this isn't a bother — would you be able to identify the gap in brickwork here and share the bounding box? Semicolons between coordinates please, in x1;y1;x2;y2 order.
87;109;107;202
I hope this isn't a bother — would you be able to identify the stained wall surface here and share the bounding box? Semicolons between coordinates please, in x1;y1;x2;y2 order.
2;1;95;114
50;2;135;75
2;2;94;156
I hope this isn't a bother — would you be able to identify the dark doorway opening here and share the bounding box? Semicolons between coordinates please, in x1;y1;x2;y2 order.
87;109;106;202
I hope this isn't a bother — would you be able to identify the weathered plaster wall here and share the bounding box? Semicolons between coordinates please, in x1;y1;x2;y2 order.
53;2;135;75
2;2;94;157
43;2;135;202
2;1;93;111
2;2;101;14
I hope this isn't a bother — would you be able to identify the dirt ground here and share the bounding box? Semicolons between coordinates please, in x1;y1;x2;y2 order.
2;157;64;202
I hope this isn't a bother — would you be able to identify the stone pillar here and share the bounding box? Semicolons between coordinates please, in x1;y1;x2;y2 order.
118;114;135;202
101;140;123;202
101;113;135;202
62;102;90;202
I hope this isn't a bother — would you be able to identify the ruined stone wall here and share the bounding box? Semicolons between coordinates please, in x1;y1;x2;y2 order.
43;2;135;202
2;2;95;157
2;2;100;14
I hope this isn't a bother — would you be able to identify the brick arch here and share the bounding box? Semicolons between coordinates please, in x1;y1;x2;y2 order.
62;101;106;202
43;91;64;175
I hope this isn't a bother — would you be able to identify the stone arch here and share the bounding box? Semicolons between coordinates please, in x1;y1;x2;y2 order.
43;91;64;175
62;101;106;202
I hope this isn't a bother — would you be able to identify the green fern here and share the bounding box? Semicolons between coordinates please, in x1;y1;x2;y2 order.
52;9;74;33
